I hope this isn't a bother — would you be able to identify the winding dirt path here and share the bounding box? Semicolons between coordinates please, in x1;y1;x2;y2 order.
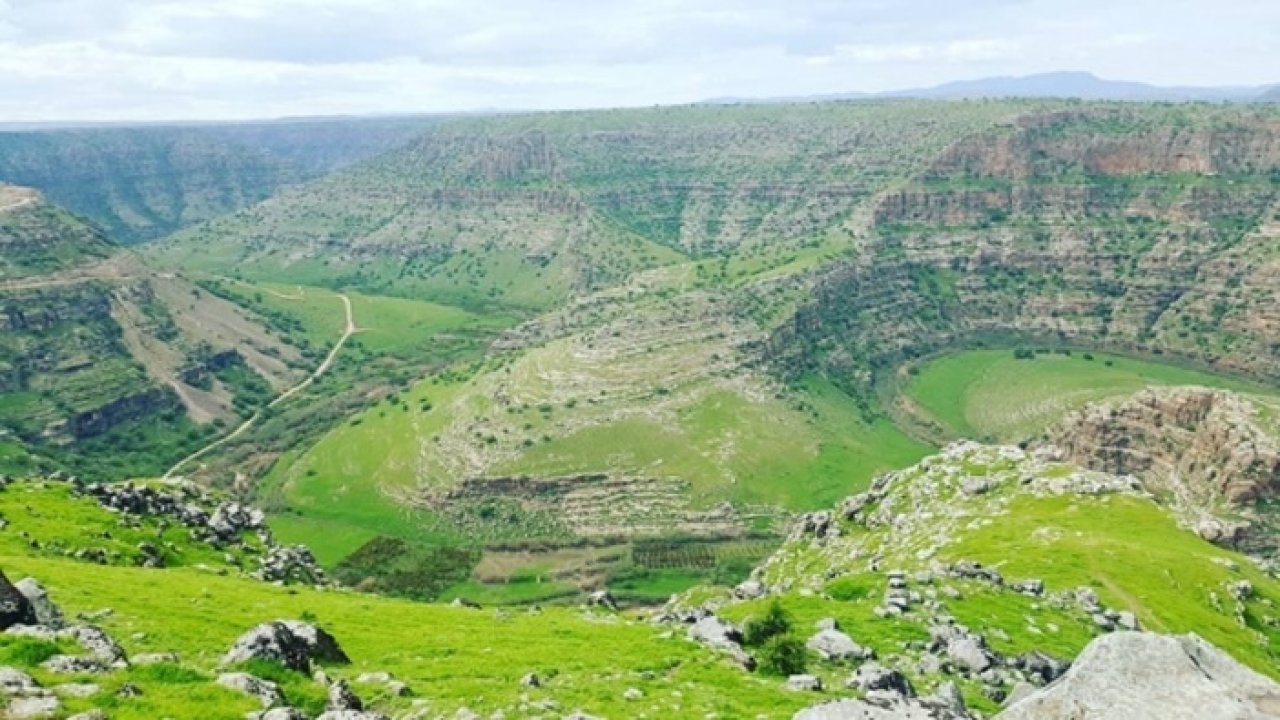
162;292;356;480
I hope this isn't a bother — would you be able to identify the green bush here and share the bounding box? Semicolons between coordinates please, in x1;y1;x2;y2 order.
743;599;791;647
758;635;807;676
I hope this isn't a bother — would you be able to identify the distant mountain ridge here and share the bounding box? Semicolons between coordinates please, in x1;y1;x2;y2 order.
707;71;1280;104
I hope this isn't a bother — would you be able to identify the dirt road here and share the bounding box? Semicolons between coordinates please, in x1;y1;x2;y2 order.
162;292;356;480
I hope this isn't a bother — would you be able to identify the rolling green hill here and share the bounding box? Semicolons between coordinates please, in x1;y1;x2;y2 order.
136;100;1280;606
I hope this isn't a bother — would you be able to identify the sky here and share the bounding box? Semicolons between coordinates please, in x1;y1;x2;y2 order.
0;0;1277;122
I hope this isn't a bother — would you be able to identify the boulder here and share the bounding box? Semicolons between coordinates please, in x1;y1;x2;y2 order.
253;709;309;720
0;666;40;695
280;621;350;665
0;571;35;630
927;682;966;715
6;696;60;719
787;674;824;692
13;579;62;629
52;683;99;698
1016;650;1069;685
687;615;755;670
133;652;181;666
687;615;743;649
807;629;867;662
327;679;363;711
4;625;57;642
794;694;969;719
224;621;348;672
848;663;914;697
945;634;993;674
66;625;127;667
734;580;767;600
315;712;391;720
41;656;107;675
586;590;618;611
998;632;1280;720
216;672;284;708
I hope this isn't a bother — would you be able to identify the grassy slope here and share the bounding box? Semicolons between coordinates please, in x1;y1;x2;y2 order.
905;349;1279;441
713;444;1280;714
0;554;814;720
0;482;811;719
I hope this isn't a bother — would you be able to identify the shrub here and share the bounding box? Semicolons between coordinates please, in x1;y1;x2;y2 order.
743;599;792;647
759;635;807;676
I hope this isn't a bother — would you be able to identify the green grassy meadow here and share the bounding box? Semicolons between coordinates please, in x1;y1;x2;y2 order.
904;349;1279;441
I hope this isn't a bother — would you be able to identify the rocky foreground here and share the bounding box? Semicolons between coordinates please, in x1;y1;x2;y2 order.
1;387;1279;717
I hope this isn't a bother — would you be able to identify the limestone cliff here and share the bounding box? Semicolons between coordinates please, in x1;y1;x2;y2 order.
1046;386;1280;558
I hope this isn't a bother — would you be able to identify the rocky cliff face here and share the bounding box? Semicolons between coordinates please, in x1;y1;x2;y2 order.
1046;386;1280;558
775;106;1280;391
0;189;306;478
0;118;437;244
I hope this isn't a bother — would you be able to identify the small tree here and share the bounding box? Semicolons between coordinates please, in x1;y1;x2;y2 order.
743;599;792;647
759;635;807;676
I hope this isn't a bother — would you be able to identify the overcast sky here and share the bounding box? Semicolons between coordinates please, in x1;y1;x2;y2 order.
0;0;1276;122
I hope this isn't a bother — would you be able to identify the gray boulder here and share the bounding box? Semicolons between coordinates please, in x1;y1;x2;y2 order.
252;709;309;720
787;674;824;691
280;621;350;665
945;634;993;674
848;663;914;697
52;683;99;698
0;571;35;630
0;666;40;695
807;629;867;662
998;632;1280;720
132;652;181;666
65;626;127;667
41;656;107;675
327;679;363;711
315;712;391;720
734;580;767;600
216;672;284;708
4;625;57;642
794;695;969;719
6;695;60;719
687;614;756;670
586;590;618;611
224;621;349;672
13;579;62;629
1015;650;1069;685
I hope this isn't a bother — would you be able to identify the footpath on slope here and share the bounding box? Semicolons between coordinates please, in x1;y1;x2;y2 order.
163;291;356;480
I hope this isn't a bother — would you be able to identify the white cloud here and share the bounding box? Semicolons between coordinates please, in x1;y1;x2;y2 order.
0;0;1275;121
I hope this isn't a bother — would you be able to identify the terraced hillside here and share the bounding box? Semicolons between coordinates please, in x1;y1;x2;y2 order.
0;186;313;478
0;117;437;243
141;101;1280;604
175;102;1041;592
150;102;1029;311
773;104;1280;398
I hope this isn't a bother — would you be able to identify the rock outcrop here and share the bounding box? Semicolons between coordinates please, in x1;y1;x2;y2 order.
223;621;350;672
0;572;36;629
1048;387;1280;557
998;632;1280;719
